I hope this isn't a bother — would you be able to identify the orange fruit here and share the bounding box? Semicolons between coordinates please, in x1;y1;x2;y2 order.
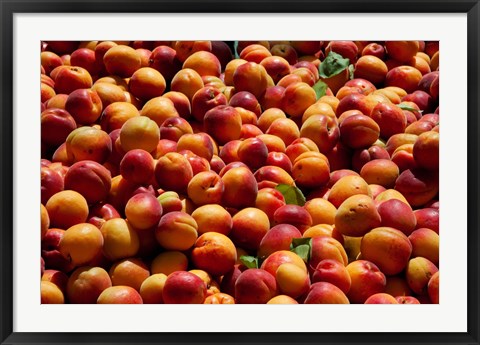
151;251;188;275
191;232;237;276
59;223;104;266
45;190;89;229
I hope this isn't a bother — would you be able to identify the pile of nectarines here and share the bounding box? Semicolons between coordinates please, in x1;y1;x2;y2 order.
40;40;439;304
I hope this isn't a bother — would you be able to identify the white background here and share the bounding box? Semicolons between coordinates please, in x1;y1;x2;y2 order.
13;13;468;333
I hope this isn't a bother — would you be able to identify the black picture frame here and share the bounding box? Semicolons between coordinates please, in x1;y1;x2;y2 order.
1;1;479;344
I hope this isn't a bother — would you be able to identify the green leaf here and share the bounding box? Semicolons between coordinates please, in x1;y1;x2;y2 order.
233;41;240;59
318;51;350;79
239;255;258;269
290;237;313;249
398;103;424;113
291;245;310;262
312;80;328;100
275;184;306;206
348;64;355;80
290;238;313;263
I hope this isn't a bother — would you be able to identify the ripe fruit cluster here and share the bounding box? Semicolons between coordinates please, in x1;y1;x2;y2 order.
40;40;440;305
